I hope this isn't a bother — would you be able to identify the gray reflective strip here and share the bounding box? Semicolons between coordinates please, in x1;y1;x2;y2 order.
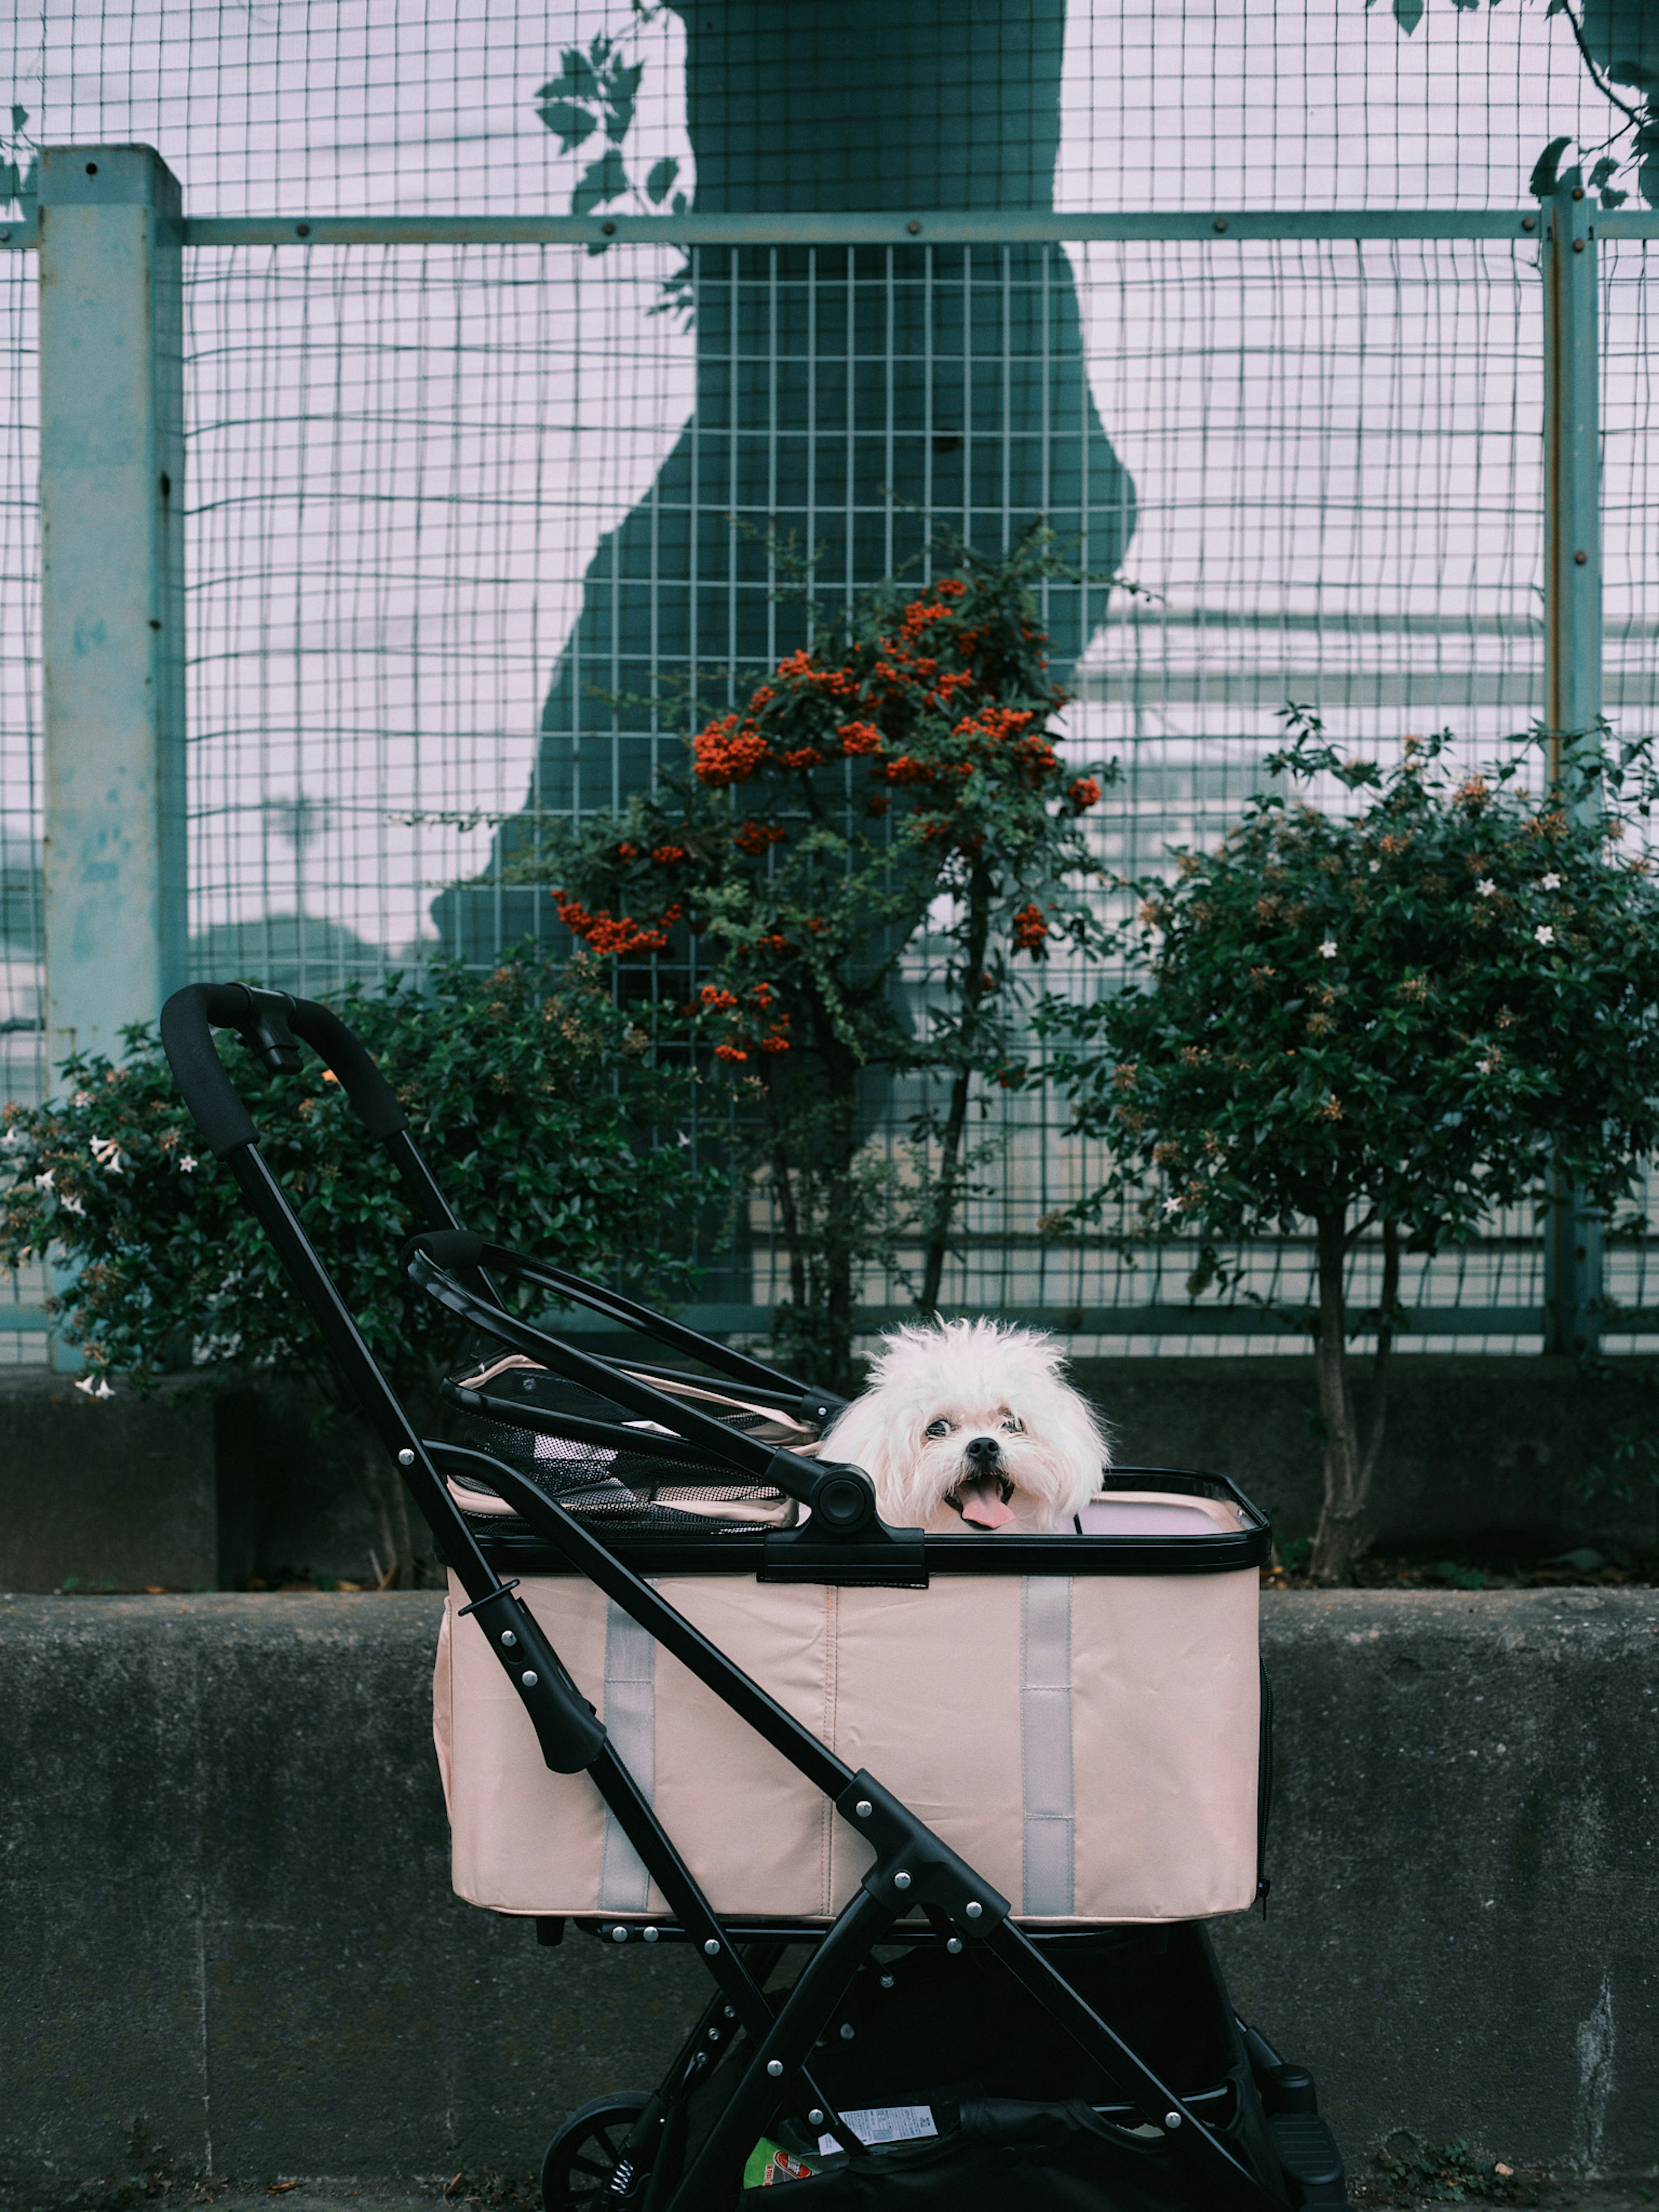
598;1595;656;1912
1021;1576;1075;1916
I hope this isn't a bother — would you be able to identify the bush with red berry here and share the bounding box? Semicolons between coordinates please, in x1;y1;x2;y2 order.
506;533;1115;1377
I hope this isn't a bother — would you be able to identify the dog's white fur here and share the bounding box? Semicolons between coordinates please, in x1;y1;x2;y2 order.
818;1319;1110;1533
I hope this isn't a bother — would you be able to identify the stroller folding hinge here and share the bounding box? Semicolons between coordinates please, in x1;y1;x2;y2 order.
474;1590;607;1774
837;1771;1011;1932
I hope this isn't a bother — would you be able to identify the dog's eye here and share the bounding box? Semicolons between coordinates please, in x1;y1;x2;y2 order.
924;1418;953;1438
1001;1416;1024;1433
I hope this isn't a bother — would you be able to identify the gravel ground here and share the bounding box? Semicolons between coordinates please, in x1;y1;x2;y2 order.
38;2173;1649;2212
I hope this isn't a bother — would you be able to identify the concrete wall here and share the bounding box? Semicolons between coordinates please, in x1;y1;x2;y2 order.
0;1370;218;1593
4;1356;1657;1593
1073;1355;1659;1558
0;1589;1654;2203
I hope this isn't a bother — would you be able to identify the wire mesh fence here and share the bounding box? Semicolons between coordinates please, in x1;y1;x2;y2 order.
3;0;1657;1357
165;230;1651;1346
4;0;1641;218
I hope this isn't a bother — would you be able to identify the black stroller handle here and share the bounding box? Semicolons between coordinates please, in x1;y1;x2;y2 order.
161;981;468;1258
161;981;407;1155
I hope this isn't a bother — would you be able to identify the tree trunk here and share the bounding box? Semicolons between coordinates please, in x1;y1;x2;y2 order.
817;1057;861;1394
1309;1213;1401;1586
767;1128;809;1315
919;862;994;1314
763;1013;865;1394
360;1425;416;1589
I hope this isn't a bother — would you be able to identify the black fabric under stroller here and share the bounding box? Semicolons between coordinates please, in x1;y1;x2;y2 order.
161;980;1351;2212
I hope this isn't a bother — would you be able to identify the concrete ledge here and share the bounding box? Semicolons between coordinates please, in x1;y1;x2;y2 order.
0;1591;1654;2199
5;1356;1659;1593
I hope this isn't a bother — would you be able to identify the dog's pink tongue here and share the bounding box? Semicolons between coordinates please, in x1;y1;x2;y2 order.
957;1478;1015;1529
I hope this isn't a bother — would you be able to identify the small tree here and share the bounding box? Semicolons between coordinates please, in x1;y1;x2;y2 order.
1040;713;1659;1583
508;537;1112;1386
0;950;720;1583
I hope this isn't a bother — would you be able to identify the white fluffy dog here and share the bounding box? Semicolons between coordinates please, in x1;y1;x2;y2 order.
817;1319;1110;1534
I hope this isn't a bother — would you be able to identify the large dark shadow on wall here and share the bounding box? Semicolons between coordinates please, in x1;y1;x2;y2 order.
435;0;1136;957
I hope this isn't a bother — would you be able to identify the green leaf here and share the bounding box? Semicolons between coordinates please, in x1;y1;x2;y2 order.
1529;135;1574;198
10;104;26;131
645;156;680;205
538;46;602;102
603;60;645;141
536;98;598;151
571;147;628;215
1392;0;1424;32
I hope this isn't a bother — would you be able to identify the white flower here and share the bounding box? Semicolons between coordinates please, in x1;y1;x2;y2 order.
1540;872;1562;890
32;1169;54;1192
1476;879;1496;898
1479;1056;1499;1075
1535;924;1555;946
58;1192;84;1216
1319;938;1338;960
71;1090;91;1108
89;1135;124;1173
0;1124;25;1150
73;1374;114;1400
1368;860;1381;874
178;1154;197;1173
1162;1195;1185;1217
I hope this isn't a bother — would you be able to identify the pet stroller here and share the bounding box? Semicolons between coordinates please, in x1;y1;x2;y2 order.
162;980;1351;2212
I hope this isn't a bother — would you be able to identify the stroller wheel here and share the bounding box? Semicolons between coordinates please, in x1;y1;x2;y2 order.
540;2092;654;2209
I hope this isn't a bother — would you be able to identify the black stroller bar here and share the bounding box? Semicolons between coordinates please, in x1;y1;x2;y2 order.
406;1232;900;1554
159;981;1309;2212
409;1235;846;1425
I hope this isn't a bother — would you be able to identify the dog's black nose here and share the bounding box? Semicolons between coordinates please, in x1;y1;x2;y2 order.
964;1434;1001;1469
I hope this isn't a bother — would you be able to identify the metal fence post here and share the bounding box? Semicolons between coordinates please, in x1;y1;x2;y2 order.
1541;176;1602;1357
35;145;185;1372
37;146;185;1064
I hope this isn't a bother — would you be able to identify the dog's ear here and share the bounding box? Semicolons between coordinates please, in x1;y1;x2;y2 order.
1053;1386;1111;1511
817;1395;892;1491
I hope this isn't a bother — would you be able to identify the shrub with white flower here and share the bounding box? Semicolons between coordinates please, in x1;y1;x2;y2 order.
0;950;723;1580
1038;708;1659;1584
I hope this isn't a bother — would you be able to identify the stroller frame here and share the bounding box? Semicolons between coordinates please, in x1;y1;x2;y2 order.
162;980;1340;2212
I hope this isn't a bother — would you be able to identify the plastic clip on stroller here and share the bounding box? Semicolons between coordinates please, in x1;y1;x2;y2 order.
161;981;1349;2212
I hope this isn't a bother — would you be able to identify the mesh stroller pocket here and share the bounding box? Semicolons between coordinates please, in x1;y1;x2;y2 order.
733;2105;1204;2210
446;1350;805;1538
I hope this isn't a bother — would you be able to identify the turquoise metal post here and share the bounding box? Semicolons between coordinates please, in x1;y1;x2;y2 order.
36;145;185;1370
1541;178;1602;1357
37;145;186;1065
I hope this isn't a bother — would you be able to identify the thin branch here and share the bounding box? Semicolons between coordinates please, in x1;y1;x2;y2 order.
1342;1204;1379;1254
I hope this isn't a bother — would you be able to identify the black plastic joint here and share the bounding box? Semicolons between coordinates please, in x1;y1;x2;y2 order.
234;985;304;1074
837;1771;1010;1930
457;1577;521;1619
1264;2065;1318;2116
471;1593;607;1774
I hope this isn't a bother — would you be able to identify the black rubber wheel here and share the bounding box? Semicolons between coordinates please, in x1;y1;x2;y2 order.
540;2092;654;2210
